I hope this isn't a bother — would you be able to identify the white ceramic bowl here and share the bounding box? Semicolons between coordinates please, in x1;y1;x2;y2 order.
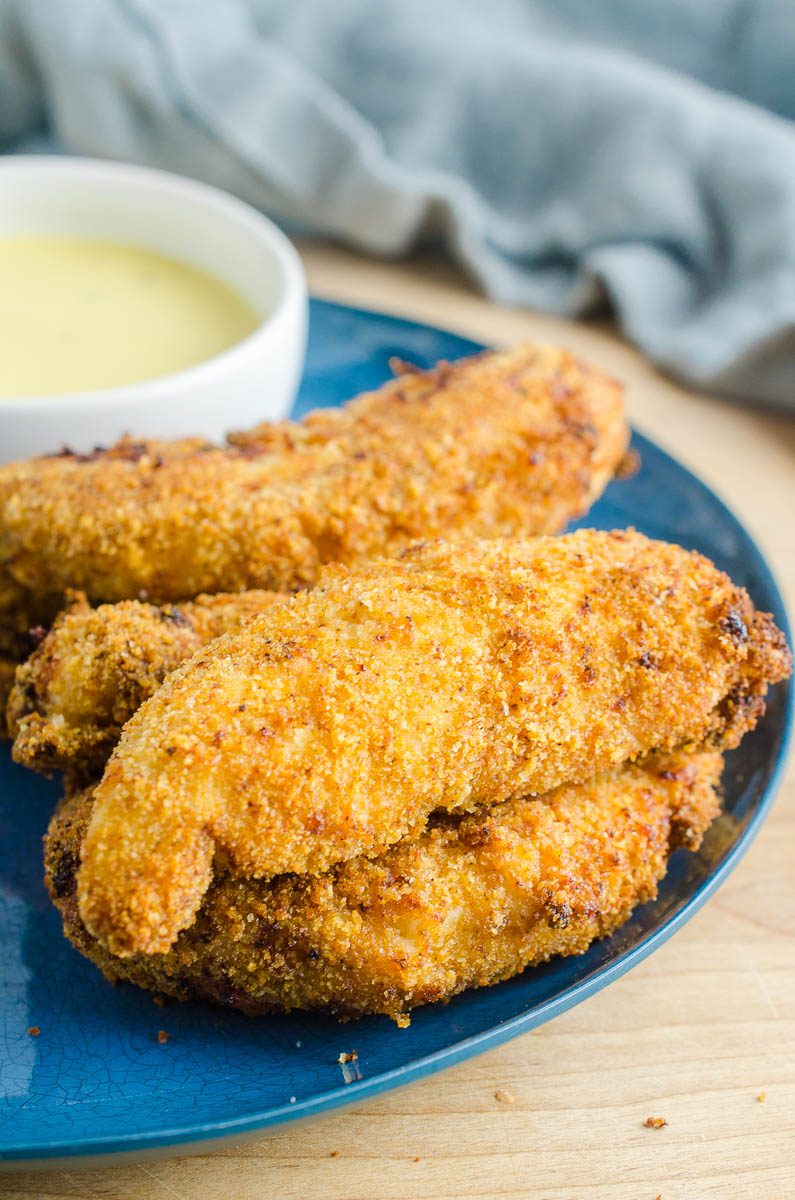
0;157;307;464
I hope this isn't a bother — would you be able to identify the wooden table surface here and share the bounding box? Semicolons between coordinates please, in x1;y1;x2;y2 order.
4;242;794;1200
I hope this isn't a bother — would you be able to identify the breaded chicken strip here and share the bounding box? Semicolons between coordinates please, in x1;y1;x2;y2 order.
75;530;790;957
0;576;39;719
47;750;723;1024
8;589;284;780
0;345;628;700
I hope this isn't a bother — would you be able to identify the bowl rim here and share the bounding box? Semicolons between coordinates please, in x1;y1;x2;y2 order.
0;155;306;411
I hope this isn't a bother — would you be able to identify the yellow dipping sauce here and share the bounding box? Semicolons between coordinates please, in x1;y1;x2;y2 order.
0;235;260;396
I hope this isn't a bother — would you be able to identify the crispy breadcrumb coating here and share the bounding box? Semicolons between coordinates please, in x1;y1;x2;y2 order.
46;750;723;1023
0;659;17;728
0;345;628;706
8;589;284;780
75;530;790;957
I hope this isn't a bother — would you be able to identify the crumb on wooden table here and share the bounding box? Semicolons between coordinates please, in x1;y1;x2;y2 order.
156;1029;170;1045
26;1026;41;1037
494;1088;515;1105
643;1116;668;1129
329;1150;339;1158
757;1092;766;1103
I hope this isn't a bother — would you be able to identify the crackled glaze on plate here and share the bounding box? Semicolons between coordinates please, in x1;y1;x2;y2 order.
0;299;791;1167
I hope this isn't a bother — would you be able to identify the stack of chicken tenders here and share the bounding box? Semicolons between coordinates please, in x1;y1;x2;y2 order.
1;346;790;1025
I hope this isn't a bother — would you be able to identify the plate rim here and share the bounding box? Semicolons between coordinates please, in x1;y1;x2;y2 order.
2;297;792;1164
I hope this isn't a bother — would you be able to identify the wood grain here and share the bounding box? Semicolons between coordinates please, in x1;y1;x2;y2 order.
3;242;793;1200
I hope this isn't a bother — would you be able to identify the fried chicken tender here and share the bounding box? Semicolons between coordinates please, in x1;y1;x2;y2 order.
0;345;628;703
75;530;791;958
46;750;723;1023
8;589;284;780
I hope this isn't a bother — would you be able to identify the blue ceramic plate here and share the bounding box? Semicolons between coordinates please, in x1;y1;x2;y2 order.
0;300;791;1168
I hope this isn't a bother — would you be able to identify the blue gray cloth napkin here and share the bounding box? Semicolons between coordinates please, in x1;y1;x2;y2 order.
2;0;794;407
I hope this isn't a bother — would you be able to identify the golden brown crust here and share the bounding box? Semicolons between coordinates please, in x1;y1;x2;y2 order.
74;530;790;957
8;589;285;779
0;345;628;692
0;658;17;723
46;751;723;1023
